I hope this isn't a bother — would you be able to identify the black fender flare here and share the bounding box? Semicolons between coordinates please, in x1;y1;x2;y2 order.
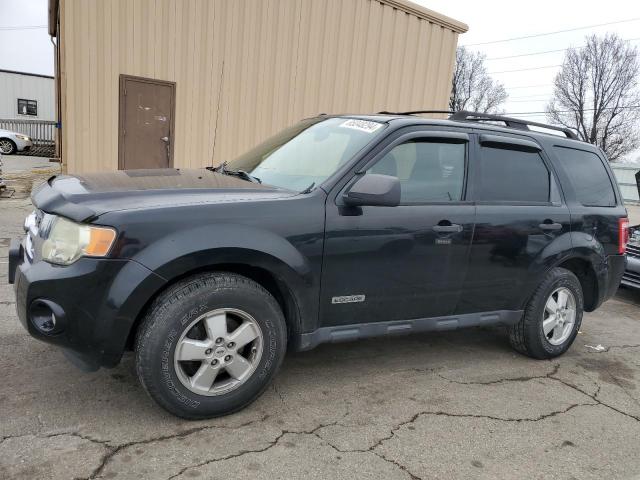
129;223;319;333
517;231;573;308
521;231;609;311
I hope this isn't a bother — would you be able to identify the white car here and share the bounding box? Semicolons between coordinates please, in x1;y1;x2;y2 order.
0;128;33;155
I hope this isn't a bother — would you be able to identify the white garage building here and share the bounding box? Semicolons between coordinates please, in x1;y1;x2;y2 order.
0;69;55;121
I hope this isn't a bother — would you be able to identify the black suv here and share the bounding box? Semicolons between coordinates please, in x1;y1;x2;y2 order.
8;111;629;419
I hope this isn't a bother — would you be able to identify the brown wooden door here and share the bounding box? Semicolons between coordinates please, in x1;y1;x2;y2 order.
119;75;175;170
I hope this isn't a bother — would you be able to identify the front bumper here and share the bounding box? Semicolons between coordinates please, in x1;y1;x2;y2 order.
9;239;166;369
15;137;33;152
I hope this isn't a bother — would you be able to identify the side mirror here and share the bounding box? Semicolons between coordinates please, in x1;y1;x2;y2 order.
343;174;401;207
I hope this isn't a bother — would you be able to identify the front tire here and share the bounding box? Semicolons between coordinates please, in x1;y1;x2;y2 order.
509;267;583;359
0;138;16;155
135;272;287;419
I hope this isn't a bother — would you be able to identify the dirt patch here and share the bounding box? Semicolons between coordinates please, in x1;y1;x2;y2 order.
1;172;51;200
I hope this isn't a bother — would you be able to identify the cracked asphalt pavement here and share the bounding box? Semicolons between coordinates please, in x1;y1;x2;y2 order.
1;170;640;479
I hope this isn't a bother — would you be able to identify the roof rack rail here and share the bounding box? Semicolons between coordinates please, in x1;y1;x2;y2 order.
378;110;453;116
449;110;579;140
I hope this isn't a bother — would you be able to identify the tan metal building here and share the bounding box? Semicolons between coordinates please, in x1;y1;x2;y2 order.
48;0;467;173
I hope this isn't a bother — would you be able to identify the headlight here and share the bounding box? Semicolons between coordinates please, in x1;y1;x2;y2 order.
15;134;30;141
41;216;116;265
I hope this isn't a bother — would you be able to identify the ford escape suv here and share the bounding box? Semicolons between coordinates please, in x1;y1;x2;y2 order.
8;111;629;419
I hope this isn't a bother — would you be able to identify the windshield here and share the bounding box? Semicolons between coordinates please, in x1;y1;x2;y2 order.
226;117;386;191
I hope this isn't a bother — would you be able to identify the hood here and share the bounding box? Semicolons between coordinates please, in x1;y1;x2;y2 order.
32;168;295;221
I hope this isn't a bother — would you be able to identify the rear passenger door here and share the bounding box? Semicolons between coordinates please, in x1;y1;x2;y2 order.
457;133;572;314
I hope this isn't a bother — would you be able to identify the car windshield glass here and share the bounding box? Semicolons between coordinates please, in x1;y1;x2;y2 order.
226;117;386;191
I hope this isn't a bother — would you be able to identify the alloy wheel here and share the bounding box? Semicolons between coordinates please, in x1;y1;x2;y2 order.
542;287;576;345
173;308;264;396
0;140;14;154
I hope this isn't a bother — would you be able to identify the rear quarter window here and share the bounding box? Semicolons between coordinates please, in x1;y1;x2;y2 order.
553;147;616;207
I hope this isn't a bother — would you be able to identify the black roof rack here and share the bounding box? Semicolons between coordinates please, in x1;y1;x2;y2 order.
449;110;579;140
378;110;453;116
376;109;579;140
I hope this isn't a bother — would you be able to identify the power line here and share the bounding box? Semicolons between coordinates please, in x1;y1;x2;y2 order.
508;93;553;99
0;25;47;31
507;98;551;103
489;64;562;74
509;112;560;118
506;91;554;96
490;52;638;74
486;37;640;61
504;84;553;90
487;48;571;61
506;113;549;118
504;105;640;116
505;85;555;92
461;17;640;47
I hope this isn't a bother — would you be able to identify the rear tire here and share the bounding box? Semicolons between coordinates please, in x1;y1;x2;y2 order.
509;267;583;359
135;272;287;419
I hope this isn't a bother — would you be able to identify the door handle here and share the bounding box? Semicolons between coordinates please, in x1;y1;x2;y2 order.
433;224;463;233
539;222;563;231
161;136;170;162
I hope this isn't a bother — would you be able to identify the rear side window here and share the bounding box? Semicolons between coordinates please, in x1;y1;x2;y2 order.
476;146;550;203
553;147;616;207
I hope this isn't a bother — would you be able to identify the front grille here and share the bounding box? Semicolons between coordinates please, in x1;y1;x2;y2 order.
627;243;640;259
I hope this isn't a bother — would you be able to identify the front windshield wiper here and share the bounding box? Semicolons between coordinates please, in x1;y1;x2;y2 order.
207;162;261;184
226;169;262;184
300;182;315;194
212;161;227;173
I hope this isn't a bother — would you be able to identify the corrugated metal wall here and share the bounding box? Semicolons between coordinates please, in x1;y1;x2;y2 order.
0;72;55;121
59;0;465;173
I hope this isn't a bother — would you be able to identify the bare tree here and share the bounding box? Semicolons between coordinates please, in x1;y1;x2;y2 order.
547;34;640;161
449;47;508;114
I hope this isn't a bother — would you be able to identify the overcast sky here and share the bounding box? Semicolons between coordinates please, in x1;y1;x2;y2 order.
0;0;52;75
2;0;640;158
419;0;640;129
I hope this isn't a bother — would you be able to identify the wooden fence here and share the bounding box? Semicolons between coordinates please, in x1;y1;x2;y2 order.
0;119;56;157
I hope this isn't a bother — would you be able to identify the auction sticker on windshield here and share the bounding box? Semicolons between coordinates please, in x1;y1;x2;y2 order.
340;119;383;133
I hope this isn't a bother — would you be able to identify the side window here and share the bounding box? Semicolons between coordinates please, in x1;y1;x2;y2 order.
476;146;550;203
17;99;37;116
368;140;466;203
553;147;616;207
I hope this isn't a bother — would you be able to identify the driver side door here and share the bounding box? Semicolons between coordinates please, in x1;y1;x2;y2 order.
319;129;476;327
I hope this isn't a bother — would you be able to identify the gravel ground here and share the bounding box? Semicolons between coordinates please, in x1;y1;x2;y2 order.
1;166;639;480
1;155;58;175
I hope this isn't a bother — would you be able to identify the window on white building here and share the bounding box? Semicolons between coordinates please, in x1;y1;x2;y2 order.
17;99;37;116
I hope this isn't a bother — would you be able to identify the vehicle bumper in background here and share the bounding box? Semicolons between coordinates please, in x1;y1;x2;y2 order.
15;138;33;152
10;245;166;370
622;253;640;289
